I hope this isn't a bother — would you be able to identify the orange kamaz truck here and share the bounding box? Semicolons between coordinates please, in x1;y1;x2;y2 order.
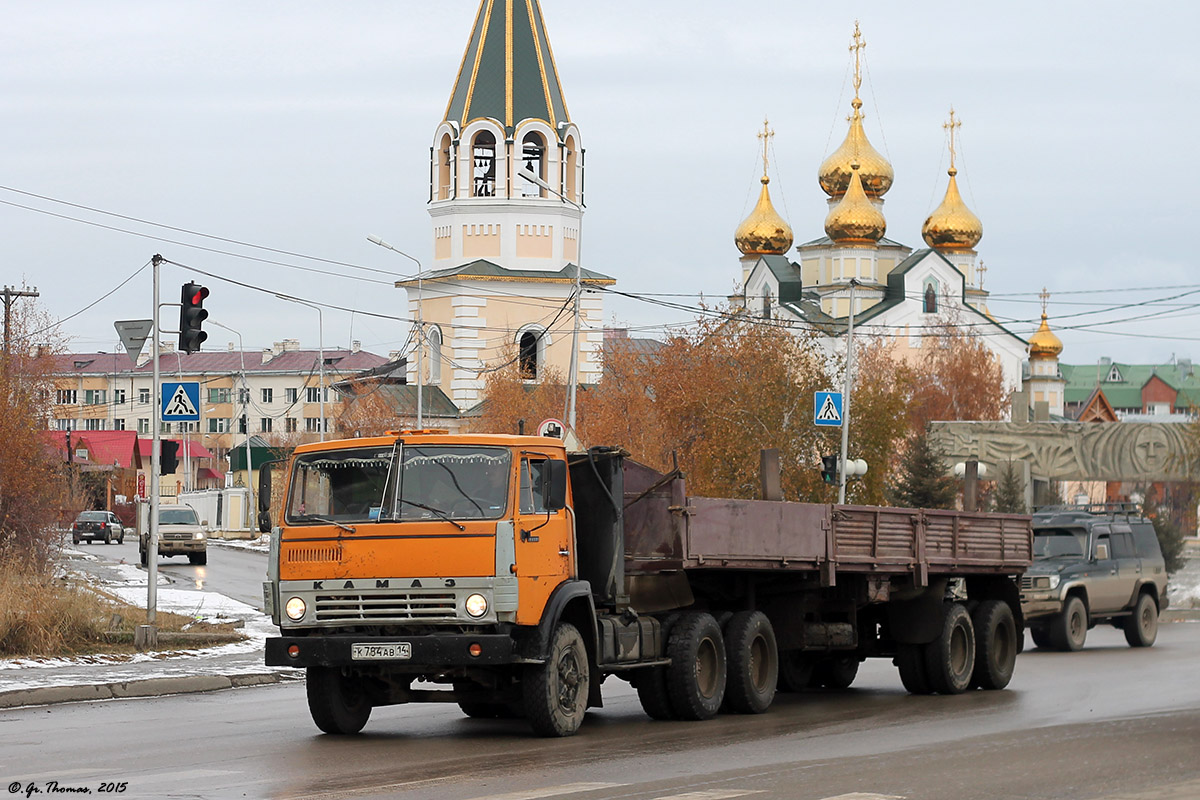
263;431;1032;737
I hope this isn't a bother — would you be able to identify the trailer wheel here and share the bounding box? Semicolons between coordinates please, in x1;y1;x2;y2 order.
777;651;817;693
895;644;932;694
722;611;777;714
924;603;975;695
524;622;589;737
634;667;677;720
816;656;860;690
971;600;1017;690
1123;592;1158;648
666;612;726;721
1048;596;1087;651
306;666;371;735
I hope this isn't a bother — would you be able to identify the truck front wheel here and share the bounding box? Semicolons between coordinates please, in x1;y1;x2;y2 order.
924;603;975;694
306;666;371;735
666;612;726;721
723;611;777;714
524;622;589;737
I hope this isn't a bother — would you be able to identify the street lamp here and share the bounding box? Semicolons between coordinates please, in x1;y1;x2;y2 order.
209;320;254;530
367;235;425;429
274;294;325;441
519;169;585;430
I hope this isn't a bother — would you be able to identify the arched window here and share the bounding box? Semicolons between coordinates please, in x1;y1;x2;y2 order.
473;130;496;197
923;283;937;314
520;132;545;197
564;135;578;202
762;289;773;319
437;133;452;201
426;326;443;385
519;331;540;380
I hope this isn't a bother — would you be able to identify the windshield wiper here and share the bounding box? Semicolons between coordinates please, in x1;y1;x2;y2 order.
399;499;465;531
292;514;356;533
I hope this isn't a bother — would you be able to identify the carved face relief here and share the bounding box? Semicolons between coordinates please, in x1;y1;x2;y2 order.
1133;426;1171;473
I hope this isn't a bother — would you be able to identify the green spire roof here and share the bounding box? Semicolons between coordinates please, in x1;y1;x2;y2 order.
444;0;571;136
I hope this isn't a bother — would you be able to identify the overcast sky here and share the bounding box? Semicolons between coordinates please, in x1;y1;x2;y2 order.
2;1;1197;368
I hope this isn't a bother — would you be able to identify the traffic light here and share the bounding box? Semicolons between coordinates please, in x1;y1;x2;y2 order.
160;440;180;475
820;455;839;485
179;281;209;353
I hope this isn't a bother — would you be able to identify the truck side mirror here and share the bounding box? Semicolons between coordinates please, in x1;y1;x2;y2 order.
544;459;568;512
258;461;276;533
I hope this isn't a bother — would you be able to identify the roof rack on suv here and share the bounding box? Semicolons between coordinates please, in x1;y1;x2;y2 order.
1033;502;1142;517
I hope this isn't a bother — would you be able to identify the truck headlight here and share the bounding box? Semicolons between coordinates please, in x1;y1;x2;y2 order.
1047;574;1060;590
465;593;488;618
285;597;307;621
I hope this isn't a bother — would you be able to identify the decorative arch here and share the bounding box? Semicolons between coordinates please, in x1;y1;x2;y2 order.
923;278;938;314
436;133;453;201
471;129;497;197
516;324;551;381
426;325;443;385
563;131;580;203
519;131;546;197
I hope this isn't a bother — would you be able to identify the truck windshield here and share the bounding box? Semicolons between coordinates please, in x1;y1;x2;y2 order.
1033;528;1086;559
386;445;511;521
286;448;394;525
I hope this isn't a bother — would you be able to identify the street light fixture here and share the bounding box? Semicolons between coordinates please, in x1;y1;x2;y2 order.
274;295;325;442
367;235;426;429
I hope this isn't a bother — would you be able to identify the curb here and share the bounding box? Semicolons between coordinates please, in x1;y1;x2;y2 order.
0;670;302;710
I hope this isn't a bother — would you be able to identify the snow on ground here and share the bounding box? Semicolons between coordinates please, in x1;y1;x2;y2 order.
1168;542;1200;609
209;534;271;553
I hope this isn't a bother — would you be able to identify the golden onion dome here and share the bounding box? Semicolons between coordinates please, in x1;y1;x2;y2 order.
922;167;983;251
818;100;895;199
1028;311;1063;359
824;163;886;245
735;175;794;256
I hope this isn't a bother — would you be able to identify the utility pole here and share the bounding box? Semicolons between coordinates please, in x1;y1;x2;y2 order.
838;279;858;505
2;285;39;379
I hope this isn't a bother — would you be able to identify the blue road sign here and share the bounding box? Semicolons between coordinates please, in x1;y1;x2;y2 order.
161;381;201;421
814;391;843;427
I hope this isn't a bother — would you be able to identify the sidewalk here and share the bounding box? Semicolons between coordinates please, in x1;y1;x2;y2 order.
0;542;300;710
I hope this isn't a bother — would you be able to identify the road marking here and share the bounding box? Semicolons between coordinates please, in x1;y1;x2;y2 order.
653;792;765;800
462;783;627;800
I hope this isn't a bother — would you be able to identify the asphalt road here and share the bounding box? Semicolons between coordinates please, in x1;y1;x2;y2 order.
67;535;268;610
3;617;1200;800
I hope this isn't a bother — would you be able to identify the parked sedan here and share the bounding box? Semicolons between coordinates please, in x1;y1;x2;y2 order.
72;510;125;545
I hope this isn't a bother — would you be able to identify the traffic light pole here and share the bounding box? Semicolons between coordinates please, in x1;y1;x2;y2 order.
148;255;162;626
838;279;857;505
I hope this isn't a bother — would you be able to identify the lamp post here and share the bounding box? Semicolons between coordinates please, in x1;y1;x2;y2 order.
838;279;858;505
209;320;254;530
274;295;325;441
367;236;425;429
517;170;584;429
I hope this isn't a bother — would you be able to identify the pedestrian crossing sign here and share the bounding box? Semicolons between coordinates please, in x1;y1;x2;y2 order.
814;391;843;427
161;381;200;421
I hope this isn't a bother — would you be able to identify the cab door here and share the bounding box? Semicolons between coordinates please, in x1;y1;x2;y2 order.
513;454;572;625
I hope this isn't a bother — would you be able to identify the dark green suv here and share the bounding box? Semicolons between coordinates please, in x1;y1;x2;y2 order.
1021;505;1168;651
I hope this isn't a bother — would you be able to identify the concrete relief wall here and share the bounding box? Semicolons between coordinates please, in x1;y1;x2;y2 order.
930;421;1194;482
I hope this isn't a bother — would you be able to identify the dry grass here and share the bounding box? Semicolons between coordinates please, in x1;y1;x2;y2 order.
0;561;244;657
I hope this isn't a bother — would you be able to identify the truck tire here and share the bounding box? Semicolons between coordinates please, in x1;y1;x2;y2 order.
971;599;1017;690
1123;592;1158;648
666;612;726;721
189;552;207;566
924;603;975;695
895;644;932;694
306;666;371;735
722;611;778;714
777;651;816;693
523;622;589;737
139;548;148;567
1030;627;1052;649
1049;596;1087;651
816;656;860;690
634;667;677;720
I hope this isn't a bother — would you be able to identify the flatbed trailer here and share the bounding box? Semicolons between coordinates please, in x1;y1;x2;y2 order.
263;435;1032;737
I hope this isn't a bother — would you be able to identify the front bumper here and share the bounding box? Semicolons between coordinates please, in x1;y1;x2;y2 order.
157;540;205;555
265;633;517;668
1020;594;1063;621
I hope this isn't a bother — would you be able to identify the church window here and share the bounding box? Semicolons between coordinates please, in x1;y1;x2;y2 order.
519;331;540;380
437;133;453;200
762;289;773;319
426;326;443;385
520;132;545;197
564;135;579;203
923;283;937;314
473;131;496;197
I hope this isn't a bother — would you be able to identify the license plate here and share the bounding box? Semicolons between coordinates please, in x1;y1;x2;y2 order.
351;642;412;661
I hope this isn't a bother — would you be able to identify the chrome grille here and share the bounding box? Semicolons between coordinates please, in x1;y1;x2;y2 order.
314;591;457;622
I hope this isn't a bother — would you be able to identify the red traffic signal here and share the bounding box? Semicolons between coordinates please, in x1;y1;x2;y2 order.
178;282;209;353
